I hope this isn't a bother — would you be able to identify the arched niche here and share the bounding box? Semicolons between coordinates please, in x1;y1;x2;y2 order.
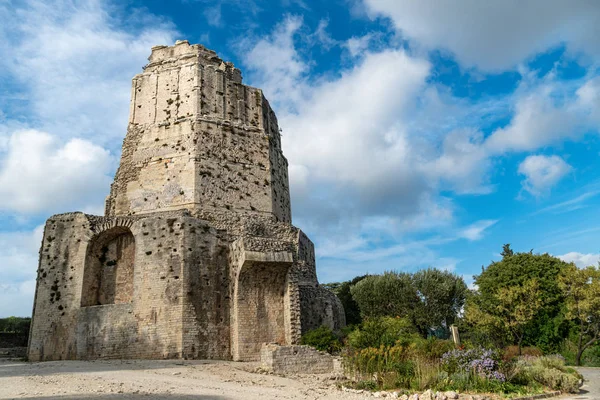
81;226;135;307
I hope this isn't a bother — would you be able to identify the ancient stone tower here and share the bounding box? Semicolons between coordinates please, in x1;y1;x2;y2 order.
28;41;345;362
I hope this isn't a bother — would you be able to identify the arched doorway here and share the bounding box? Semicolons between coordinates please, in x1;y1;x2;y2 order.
81;227;135;306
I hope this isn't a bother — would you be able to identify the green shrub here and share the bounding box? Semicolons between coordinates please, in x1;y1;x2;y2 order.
508;355;581;393
346;317;418;349
300;326;341;354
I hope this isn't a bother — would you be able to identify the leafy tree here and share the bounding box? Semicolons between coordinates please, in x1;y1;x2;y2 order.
412;268;468;337
466;249;571;352
350;270;467;337
501;243;514;258
559;264;600;365
0;317;31;334
467;279;543;354
350;271;418;321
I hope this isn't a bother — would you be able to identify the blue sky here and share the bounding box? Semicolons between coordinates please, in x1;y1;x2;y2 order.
1;0;599;316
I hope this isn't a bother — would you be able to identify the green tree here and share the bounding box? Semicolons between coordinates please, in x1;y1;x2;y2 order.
501;243;514;258
467;279;543;354
350;271;418;321
350;270;467;337
559;264;600;365
466;249;571;352
412;268;468;337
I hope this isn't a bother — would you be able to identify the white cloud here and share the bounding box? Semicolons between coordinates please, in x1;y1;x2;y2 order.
459;219;498;241
484;77;596;154
344;33;374;57
362;0;600;71
0;130;113;214
0;225;43;317
518;155;572;197
243;15;308;112
0;0;177;148
558;252;600;268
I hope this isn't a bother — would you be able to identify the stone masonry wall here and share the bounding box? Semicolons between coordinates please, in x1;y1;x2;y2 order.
260;344;338;374
28;212;232;361
106;40;291;223
29;41;345;363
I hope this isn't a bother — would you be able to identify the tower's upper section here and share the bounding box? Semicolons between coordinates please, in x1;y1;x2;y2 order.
105;41;291;222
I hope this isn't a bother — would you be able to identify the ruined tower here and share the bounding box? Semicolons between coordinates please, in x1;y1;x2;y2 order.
28;41;345;362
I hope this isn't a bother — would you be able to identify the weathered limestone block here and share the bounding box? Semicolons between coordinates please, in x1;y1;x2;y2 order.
260;343;340;374
29;41;344;362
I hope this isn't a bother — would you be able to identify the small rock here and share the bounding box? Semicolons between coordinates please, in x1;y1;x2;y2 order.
400;395;409;400
420;389;434;400
410;394;419;400
444;392;458;400
172;372;181;376
389;392;399;399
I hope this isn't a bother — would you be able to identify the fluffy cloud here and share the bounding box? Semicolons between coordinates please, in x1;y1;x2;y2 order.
518;155;572;197
0;130;113;214
0;225;43;317
362;0;600;71
0;0;177;148
0;0;177;215
558;252;600;268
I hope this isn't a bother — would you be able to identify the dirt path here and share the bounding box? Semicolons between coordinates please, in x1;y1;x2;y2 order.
0;359;364;400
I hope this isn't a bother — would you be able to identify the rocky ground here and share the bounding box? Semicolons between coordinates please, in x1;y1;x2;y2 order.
0;359;597;400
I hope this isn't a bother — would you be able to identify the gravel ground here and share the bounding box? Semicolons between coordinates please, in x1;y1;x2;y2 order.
1;360;598;400
0;359;363;400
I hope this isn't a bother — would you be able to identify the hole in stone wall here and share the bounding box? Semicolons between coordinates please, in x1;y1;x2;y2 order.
81;227;135;307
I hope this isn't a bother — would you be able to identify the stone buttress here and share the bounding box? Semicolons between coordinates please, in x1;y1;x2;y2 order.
28;41;344;362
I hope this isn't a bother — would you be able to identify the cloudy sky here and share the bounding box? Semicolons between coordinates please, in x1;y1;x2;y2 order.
1;0;600;317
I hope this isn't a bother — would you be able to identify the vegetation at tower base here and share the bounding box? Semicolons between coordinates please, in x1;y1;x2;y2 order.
350;269;468;338
300;245;599;395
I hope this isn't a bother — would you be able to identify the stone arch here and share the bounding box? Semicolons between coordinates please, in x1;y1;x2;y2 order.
81;226;135;307
234;262;289;360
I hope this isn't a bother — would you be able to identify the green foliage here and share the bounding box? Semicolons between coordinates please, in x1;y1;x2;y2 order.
346;317;419;349
351;272;417;320
0;317;31;334
509;355;581;393
559;263;600;365
465;249;571;351
350;269;468;337
300;326;342;354
412;268;468;337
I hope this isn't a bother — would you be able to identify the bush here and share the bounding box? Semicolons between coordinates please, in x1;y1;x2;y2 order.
300;326;341;354
509;355;582;393
346;317;418;349
441;348;505;381
503;345;543;361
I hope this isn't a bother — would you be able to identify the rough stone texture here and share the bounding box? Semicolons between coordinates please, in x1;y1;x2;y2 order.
260;343;339;374
28;41;344;363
